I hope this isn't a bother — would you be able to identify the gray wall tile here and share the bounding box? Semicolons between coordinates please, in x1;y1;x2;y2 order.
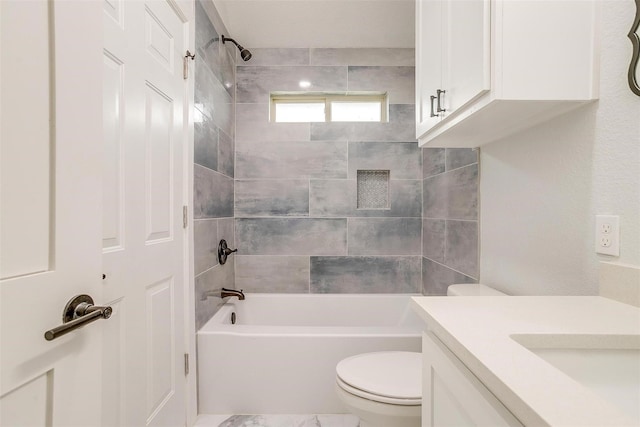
195;58;234;136
422;258;476;296
446;148;478;171
348;218;422;255
194;110;219;171
237;66;348;103
236;218;347;255
236;140;347;179
445;220;478;278
236;103;310;142
311;104;416;142
241;48;310;66
235;179;309;217
310;48;415;66
348;66;415;104
423;219;445;263
310;256;421;293
349;141;422;179
423;148;445;178
194;219;218;275
423;164;478;220
219;217;235;248
194;164;234;218
235;256;309;292
218;130;234;178
310;179;421;217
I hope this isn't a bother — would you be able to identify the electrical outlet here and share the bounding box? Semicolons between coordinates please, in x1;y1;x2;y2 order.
595;215;619;256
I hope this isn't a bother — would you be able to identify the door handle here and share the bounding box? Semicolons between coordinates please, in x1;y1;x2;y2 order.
430;95;438;118
436;89;446;113
44;294;112;341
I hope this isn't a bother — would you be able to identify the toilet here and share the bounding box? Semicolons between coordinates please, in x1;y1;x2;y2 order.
335;284;506;427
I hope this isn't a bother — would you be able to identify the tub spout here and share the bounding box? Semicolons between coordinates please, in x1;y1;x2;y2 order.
221;287;245;300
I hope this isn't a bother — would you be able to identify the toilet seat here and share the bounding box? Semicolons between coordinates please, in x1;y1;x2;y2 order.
336;351;421;406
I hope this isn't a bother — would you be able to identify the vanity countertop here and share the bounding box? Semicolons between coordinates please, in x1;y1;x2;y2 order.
411;296;640;426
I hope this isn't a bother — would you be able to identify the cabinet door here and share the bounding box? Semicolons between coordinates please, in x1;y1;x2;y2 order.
422;332;523;427
415;0;443;136
443;0;491;115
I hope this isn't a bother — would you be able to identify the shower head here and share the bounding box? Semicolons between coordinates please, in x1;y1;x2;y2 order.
222;35;252;61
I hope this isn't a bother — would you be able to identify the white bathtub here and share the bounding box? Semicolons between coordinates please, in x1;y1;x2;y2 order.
197;294;423;414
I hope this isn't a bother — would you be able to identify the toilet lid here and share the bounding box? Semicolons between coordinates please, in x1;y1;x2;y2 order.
336;352;421;402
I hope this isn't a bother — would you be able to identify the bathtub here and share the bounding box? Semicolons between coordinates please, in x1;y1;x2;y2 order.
197;294;423;414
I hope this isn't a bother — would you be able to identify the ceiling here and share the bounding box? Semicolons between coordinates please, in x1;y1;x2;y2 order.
212;0;415;48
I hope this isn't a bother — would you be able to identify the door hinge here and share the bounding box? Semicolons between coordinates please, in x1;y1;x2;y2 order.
183;205;188;228
184;353;189;376
183;50;195;80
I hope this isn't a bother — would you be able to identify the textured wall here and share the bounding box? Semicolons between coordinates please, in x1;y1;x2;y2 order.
234;48;423;294
480;1;640;295
193;0;236;329
422;148;479;295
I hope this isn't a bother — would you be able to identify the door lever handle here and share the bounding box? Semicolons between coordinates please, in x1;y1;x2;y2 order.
44;294;112;341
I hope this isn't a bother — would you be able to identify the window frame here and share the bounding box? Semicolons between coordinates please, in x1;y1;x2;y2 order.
269;92;389;123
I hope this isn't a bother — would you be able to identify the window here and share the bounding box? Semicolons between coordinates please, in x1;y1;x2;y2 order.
270;93;388;123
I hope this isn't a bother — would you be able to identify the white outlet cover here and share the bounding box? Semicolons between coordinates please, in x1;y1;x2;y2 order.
595;215;620;256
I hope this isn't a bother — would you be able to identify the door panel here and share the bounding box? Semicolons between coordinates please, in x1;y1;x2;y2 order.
1;0;103;425
102;1;188;425
415;0;442;135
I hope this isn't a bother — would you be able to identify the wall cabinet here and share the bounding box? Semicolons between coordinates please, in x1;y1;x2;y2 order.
416;0;599;148
422;332;523;427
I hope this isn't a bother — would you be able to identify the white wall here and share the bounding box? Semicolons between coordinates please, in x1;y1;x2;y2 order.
480;0;640;296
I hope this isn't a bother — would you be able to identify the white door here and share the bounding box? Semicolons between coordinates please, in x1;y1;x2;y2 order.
102;1;190;426
1;1;104;426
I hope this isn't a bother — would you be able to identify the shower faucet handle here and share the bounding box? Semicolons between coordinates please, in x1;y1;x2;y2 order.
218;239;237;265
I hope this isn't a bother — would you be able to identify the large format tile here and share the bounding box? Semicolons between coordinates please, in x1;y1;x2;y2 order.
235;256;309;293
194;219;218;275
423;163;478;220
218;130;234;178
423;148;445;178
311;104;416;142
218;217;235;250
348;66;415;104
310;179;421;217
235;179;309;217
422;257;476;296
310;48;415;66
236;103;309;142
423;219;445;263
446;148;478;171
236;140;347;179
194;109;219;171
195;58;234;136
236;66;348;103
310;256;421;293
445;220;478;278
194;164;234;218
348;141;422;179
348;218;422;255
236;218;347;255
241;48;310;66
215;414;359;427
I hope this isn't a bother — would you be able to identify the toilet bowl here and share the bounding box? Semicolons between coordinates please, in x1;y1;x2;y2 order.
335;284;506;427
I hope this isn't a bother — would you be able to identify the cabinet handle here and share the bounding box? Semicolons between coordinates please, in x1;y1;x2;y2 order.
436;89;446;113
430;95;438;117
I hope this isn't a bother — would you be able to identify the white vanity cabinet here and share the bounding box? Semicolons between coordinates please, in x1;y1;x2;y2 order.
422;332;523;427
415;0;599;148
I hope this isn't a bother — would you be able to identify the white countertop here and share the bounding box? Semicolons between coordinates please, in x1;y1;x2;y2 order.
411;296;640;426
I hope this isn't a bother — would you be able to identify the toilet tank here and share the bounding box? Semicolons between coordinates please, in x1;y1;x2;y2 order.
447;284;506;297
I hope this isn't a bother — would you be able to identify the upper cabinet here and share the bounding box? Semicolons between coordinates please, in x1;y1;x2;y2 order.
416;0;599;148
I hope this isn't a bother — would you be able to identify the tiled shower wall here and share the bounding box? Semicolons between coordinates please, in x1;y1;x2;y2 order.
422;148;479;294
234;48;423;293
193;0;236;329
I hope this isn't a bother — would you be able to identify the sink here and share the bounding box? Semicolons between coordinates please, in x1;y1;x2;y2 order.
511;334;640;424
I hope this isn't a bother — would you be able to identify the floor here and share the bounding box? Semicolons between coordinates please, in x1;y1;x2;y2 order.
195;414;360;427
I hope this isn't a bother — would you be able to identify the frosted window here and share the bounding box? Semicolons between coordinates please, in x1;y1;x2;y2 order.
274;102;325;122
331;101;382;122
357;170;389;209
